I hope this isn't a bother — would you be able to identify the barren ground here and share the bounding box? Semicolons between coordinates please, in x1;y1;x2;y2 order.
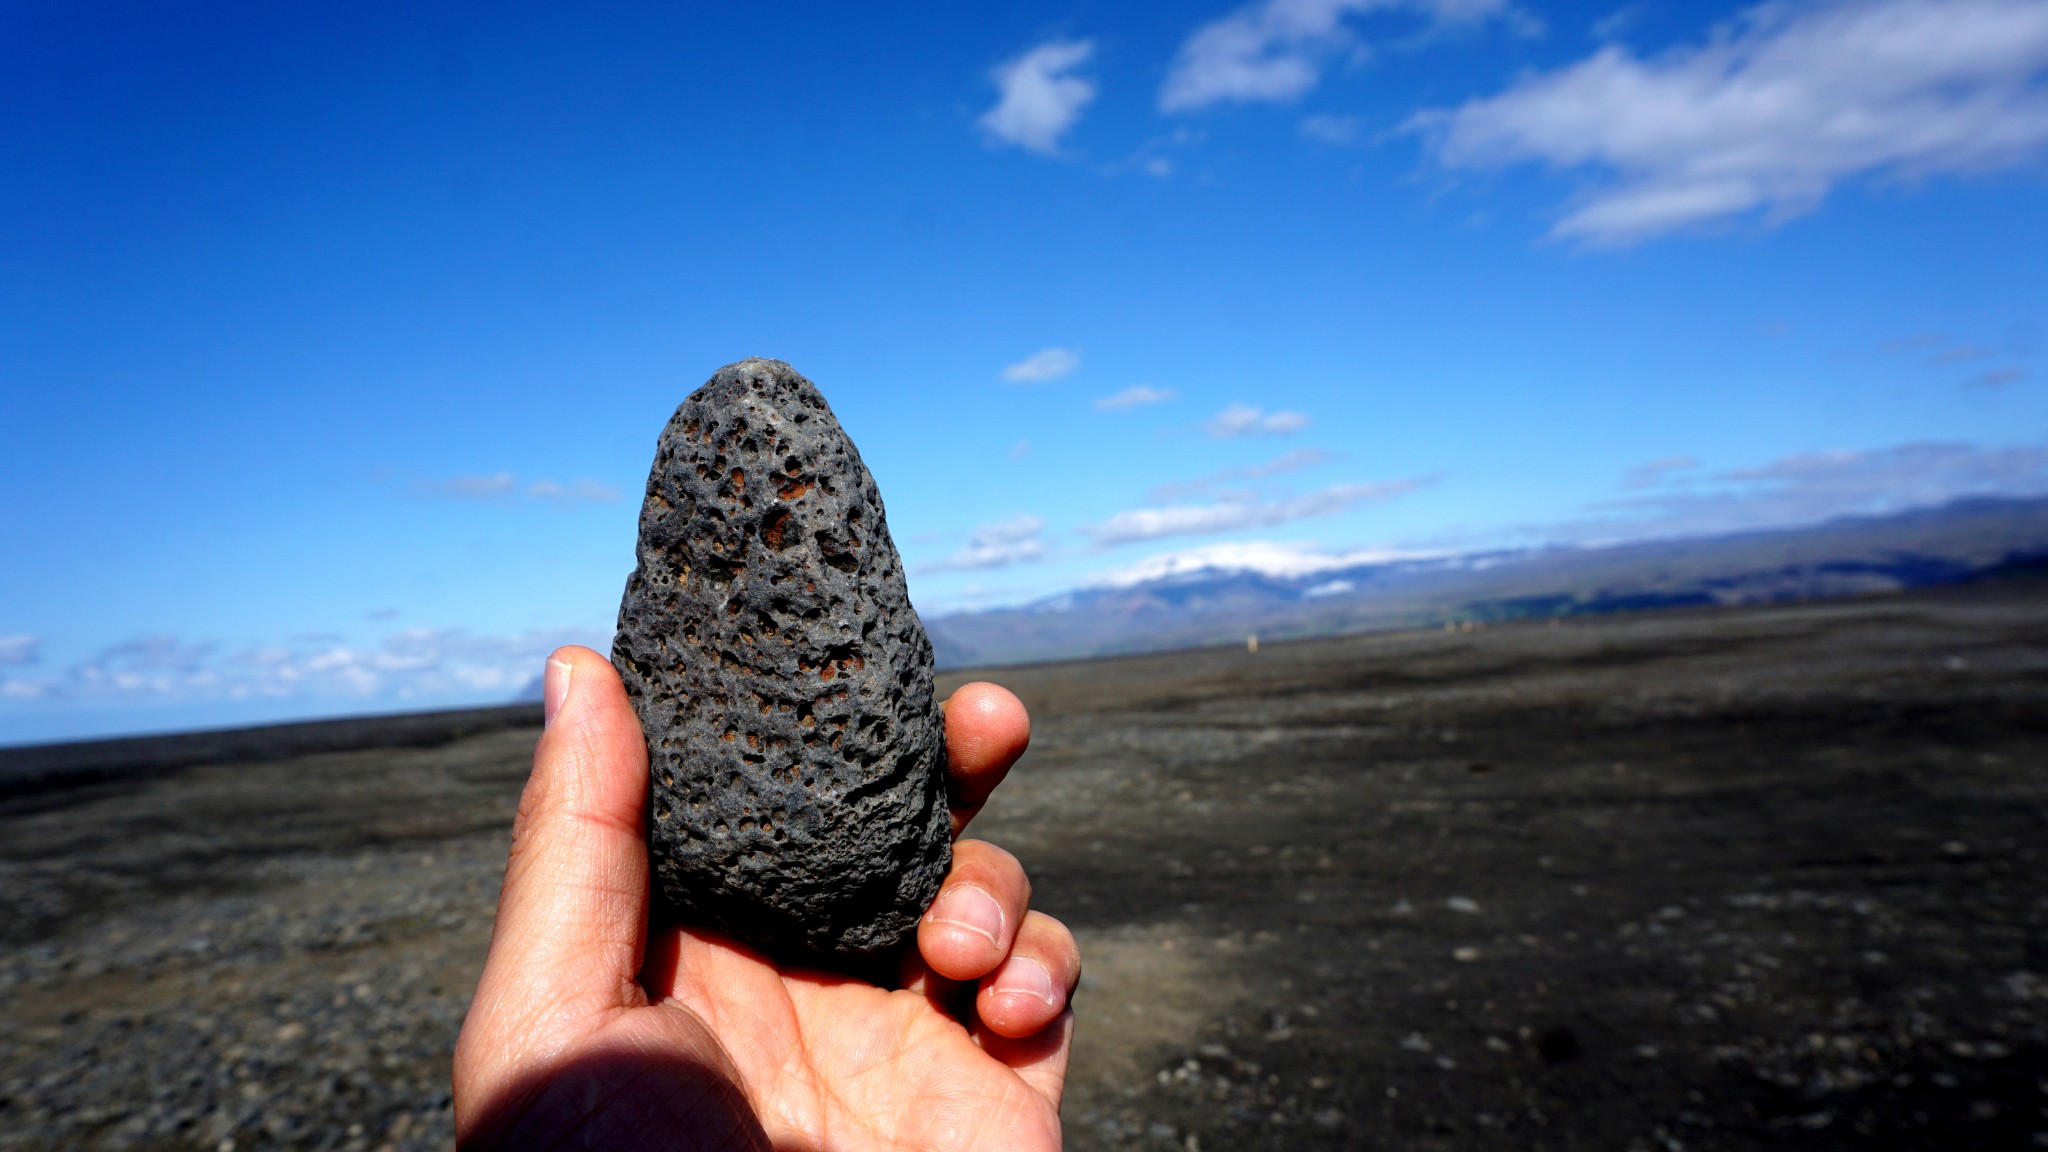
4;583;2047;1150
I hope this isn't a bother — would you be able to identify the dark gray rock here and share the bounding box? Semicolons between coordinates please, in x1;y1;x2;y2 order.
612;358;951;967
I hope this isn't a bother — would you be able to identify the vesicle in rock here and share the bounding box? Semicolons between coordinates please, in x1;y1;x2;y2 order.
611;357;951;968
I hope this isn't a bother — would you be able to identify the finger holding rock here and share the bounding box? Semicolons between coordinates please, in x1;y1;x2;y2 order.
942;682;1030;836
918;839;1030;982
976;911;1080;1040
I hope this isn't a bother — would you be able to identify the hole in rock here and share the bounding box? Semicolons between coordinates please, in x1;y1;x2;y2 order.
759;507;796;551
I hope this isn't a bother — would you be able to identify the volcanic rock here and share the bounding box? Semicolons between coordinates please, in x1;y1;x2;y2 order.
611;358;951;967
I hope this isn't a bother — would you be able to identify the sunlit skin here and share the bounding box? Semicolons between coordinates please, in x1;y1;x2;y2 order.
452;645;1077;1151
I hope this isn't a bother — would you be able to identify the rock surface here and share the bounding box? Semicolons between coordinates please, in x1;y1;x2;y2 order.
611;358;950;966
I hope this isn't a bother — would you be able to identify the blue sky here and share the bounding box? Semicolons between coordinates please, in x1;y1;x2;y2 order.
4;0;2046;743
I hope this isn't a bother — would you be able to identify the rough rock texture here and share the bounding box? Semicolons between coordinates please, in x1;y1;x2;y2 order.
612;358;950;967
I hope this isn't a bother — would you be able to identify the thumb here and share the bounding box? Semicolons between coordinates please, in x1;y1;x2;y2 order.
465;646;652;1048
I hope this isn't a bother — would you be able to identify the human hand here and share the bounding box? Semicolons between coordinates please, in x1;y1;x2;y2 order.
453;645;1076;1151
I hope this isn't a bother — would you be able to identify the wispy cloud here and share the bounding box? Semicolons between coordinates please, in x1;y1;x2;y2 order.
980;40;1098;155
0;634;41;666
1095;384;1178;411
1410;0;2048;244
1150;447;1333;501
1590;4;1645;42
418;472;518;499
1879;332;1947;354
0;627;601;704
1161;0;1509;112
1081;478;1424;547
1879;329;2033;387
1578;440;2048;540
1206;402;1310;438
1929;344;1994;366
1620;454;1700;490
1300;113;1366;144
920;515;1051;573
1002;347;1081;382
1105;126;1208;179
528;478;621;502
412;474;619;503
1967;367;2027;389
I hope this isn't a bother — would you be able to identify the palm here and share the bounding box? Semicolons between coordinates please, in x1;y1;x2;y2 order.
630;928;1064;1150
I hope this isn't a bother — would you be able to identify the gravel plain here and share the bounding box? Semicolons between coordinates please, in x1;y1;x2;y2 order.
3;582;2046;1150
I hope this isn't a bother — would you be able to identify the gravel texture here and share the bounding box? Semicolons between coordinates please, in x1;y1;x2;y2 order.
3;584;2046;1150
0;726;532;1152
612;357;949;967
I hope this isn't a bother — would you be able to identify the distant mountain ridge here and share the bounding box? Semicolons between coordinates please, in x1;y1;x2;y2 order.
925;496;2048;669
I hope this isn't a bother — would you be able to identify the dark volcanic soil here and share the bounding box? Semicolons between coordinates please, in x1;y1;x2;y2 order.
4;584;2047;1150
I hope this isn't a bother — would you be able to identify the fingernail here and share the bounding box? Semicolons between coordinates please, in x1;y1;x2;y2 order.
924;884;1005;949
543;657;574;728
990;956;1058;1007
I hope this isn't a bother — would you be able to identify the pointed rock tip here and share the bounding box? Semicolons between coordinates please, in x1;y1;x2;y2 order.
699;357;827;406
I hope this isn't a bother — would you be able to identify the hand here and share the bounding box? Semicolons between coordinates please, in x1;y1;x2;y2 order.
453;646;1077;1151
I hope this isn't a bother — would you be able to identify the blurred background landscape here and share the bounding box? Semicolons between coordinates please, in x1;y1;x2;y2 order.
4;2;2048;1150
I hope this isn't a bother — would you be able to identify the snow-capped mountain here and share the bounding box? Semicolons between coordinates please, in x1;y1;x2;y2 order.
923;496;2048;669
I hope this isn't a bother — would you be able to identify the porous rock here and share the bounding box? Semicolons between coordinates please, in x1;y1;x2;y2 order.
612;357;950;967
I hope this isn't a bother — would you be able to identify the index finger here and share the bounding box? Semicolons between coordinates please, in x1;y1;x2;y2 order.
941;682;1029;835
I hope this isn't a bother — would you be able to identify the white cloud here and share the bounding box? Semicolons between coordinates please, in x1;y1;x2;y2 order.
1087;539;1432;587
0;626;604;705
1081;479;1423;547
1206;402;1311;438
921;515;1051;572
1002;346;1082;382
0;634;39;666
1095;385;1178;411
980;40;1098;154
1160;0;1508;112
1411;0;2048;244
1150;447;1332;500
